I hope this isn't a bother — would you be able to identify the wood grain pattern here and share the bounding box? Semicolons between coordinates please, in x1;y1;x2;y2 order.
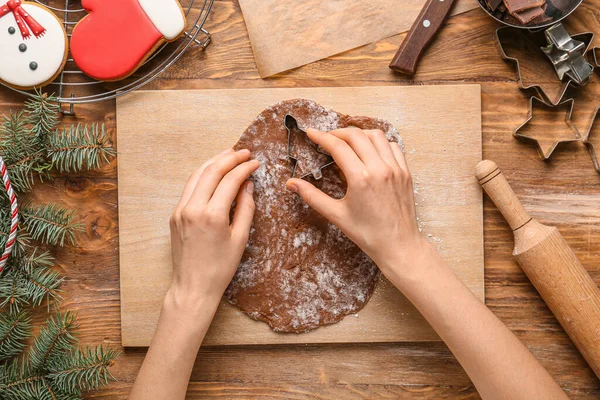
116;86;483;347
0;0;599;398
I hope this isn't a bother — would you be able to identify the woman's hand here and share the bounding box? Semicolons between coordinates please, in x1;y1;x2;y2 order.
168;149;259;309
130;149;259;400
286;127;424;278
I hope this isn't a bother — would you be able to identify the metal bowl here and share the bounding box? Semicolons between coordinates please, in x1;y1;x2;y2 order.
478;0;583;29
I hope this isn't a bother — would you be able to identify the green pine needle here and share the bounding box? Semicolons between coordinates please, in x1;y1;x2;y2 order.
21;203;84;247
29;312;77;371
0;95;119;399
25;92;60;141
0;248;61;309
0;262;62;310
22;249;55;271
0;111;30;148
18;265;63;308
0;313;118;400
47;345;119;393
0;111;49;193
48;124;115;174
0;216;30;260
0;267;27;310
0;310;31;362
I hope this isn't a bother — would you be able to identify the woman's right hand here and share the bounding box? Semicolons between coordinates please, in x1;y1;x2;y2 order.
286;127;428;280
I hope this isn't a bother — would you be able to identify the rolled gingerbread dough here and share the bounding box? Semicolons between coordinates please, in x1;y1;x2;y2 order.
226;99;403;333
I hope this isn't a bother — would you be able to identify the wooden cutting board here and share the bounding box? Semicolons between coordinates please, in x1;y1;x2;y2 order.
117;86;483;347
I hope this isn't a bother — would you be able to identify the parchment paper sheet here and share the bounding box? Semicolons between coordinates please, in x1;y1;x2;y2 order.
238;0;479;77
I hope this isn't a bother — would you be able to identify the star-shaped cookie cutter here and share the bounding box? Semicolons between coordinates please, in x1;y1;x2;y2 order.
582;107;600;174
514;97;581;160
495;26;594;105
284;115;336;180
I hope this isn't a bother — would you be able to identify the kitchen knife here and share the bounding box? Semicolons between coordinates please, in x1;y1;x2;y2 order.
389;0;457;74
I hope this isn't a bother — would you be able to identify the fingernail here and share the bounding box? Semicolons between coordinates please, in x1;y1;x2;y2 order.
246;181;254;194
222;148;233;154
287;182;298;193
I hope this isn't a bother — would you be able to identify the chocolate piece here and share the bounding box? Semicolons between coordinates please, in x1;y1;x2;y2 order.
503;0;545;12
530;12;553;24
514;6;546;23
487;0;504;11
503;13;522;25
227;99;403;333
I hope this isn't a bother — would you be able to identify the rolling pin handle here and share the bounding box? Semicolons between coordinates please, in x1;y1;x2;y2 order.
475;160;532;231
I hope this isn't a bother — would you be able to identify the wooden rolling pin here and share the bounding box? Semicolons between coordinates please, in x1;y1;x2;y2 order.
475;160;600;379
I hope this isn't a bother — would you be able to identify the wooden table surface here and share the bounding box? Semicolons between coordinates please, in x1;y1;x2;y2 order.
1;1;600;398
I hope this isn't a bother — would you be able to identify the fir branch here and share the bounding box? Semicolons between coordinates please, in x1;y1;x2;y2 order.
29;312;77;371
21;249;55;271
0;111;30;149
0;359;56;400
17;265;63;307
0;268;28;310
0;310;31;362
0;95;120;399
6;155;47;193
0;111;49;193
48;124;115;174
21;203;84;247
0;213;30;259
0;248;61;310
0;264;62;310
47;345;118;393
25;92;60;142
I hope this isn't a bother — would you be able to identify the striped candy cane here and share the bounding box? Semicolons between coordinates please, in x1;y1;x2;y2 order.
0;155;18;273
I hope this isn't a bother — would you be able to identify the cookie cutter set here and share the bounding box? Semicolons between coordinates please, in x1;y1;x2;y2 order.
492;13;600;173
1;0;213;114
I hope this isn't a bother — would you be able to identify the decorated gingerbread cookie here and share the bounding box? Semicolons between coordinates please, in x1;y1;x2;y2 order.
70;0;186;81
0;0;68;90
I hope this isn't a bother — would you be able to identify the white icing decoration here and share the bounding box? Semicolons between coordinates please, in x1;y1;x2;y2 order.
137;0;185;41
0;4;66;88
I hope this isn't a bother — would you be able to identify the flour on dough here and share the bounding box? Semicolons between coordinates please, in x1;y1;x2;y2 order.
226;99;403;333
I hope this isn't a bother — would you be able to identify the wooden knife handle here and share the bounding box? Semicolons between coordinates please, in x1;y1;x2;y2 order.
389;0;456;74
476;160;600;379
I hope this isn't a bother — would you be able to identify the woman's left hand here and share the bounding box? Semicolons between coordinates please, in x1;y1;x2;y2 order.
168;149;259;308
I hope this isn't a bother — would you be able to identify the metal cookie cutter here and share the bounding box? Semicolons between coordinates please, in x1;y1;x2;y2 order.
495;25;594;105
514;97;581;160
284;115;335;180
586;47;600;69
541;24;594;85
582;107;600;174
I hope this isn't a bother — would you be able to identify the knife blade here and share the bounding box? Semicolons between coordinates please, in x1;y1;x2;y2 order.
389;0;457;74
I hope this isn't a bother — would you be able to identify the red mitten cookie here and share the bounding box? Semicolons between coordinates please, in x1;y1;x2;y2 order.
70;0;186;81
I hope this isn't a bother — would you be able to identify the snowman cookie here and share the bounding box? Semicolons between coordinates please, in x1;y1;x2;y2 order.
0;0;68;90
70;0;186;81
